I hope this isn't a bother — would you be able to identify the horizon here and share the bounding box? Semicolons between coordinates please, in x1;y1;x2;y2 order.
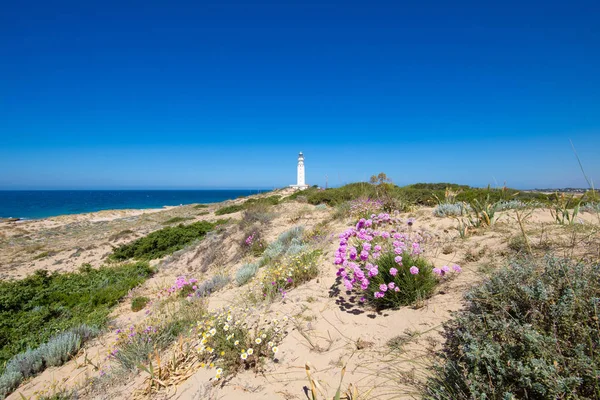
1;1;599;189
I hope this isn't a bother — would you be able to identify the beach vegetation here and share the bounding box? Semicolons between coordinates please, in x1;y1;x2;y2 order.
235;263;259;286
260;250;321;301
131;296;150;312
425;257;600;399
334;214;460;309
215;204;244;215
194;307;289;378
162;216;193;225
110;220;225;261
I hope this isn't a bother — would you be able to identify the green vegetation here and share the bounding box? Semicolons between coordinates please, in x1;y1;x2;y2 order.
131;296;150;312
285;181;550;208
0;262;154;373
193;204;209;209
368;252;438;309
215;195;281;216
426;257;600;399
162;216;193;225
0;325;99;398
110;220;224;261
215;204;244;215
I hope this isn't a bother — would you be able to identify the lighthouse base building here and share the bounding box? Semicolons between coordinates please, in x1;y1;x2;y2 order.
290;152;309;190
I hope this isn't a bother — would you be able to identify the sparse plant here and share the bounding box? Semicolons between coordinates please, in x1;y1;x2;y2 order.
235;263;258;286
131;296;150;312
215;204;244;215
433;202;470;217
550;192;582;225
260;250;321;301
194;307;289;378
195;274;230;297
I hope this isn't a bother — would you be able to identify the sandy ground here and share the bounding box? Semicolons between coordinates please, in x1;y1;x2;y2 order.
2;193;599;400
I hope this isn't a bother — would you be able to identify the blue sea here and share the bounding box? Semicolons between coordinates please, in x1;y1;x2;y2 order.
0;190;268;219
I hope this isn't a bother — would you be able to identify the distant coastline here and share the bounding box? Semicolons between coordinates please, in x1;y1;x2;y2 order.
0;189;268;220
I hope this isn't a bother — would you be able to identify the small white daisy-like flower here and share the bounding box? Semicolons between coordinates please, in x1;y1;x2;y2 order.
234;340;239;346
268;341;274;347
255;338;262;344
272;346;279;354
241;353;248;360
261;333;266;339
227;315;232;322
247;348;254;355
216;368;223;375
209;328;217;336
283;316;289;322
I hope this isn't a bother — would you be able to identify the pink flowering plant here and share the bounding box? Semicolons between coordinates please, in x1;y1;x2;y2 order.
157;276;198;299
334;213;460;309
243;231;267;257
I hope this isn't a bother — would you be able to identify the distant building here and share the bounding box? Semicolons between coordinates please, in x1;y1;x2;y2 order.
290;152;309;190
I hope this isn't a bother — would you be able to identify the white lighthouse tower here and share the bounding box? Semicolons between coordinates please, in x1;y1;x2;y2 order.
291;152;309;190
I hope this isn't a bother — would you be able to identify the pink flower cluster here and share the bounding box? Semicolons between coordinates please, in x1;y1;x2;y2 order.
245;233;255;246
334;213;459;301
158;276;198;298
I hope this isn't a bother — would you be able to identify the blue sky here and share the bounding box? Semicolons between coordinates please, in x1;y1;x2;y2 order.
1;0;599;189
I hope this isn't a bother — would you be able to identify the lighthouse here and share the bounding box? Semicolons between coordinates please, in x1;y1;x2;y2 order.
290;152;309;190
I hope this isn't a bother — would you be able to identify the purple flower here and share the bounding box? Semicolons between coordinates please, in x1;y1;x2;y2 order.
388;282;396;289
394;287;400;292
409;266;419;275
432;267;442;276
379;283;388;292
374;292;384;298
452;264;462;273
363;242;372;251
394;256;402;264
389;267;398;276
374;245;382;252
360;250;369;261
442;265;450;273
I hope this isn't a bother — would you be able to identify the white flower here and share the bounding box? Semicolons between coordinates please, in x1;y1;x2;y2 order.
234;340;239;346
272;346;279;354
268;341;274;347
241;353;248;360
261;333;266;339
247;348;254;355
209;328;217;336
255;338;262;344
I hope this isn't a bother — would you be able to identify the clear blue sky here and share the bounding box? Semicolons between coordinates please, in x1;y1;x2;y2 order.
1;0;599;189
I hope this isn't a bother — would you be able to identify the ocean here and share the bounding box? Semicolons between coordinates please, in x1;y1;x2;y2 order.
0;190;268;219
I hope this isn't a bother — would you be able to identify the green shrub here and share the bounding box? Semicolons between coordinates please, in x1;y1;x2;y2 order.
367;252;438;309
194;204;209;209
425;257;600;399
235;263;258;286
0;263;154;371
215;204;244;215
131;296;150;312
110;220;223;260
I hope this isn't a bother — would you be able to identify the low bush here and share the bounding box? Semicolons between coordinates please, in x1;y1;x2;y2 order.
425;257;600;399
242;231;267;257
131;296;150;312
433;202;471;217
260;226;306;264
334;214;460;309
194;307;289;379
260;250;321;301
0;263;154;371
0;324;99;398
195;275;230;297
348;197;384;219
215;204;244;215
235;263;259;286
581;202;600;214
194;204;209;209
111;297;206;371
110;220;224;261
